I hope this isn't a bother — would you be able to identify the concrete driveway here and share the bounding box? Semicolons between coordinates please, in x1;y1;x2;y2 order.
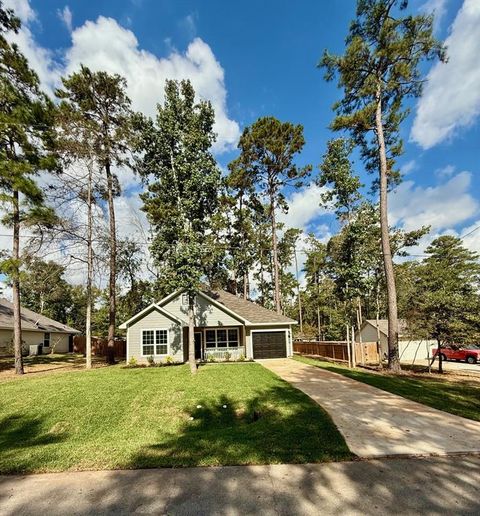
259;359;480;458
1;457;479;515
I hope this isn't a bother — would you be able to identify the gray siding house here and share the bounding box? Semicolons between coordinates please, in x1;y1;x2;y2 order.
356;319;436;362
119;289;296;363
0;298;80;356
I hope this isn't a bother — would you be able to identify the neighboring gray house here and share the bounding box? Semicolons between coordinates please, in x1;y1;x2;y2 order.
356;319;436;362
0;298;80;356
119;289;296;363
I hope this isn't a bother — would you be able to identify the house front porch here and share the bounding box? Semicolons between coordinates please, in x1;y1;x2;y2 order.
182;325;246;361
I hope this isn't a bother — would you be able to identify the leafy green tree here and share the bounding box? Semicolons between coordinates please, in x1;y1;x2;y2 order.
135;79;221;374
318;138;363;222
321;0;445;371
56;66;135;364
407;236;480;373
20;257;72;322
235;117;311;313
0;4;57;374
225;158;259;299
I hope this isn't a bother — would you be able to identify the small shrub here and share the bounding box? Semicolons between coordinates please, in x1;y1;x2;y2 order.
147;355;155;366
128;356;138;367
165;355;174;365
224;351;231;362
207;353;216;363
238;353;246;362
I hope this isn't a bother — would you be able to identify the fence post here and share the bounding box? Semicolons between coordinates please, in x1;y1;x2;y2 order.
351;325;356;367
346;325;351;368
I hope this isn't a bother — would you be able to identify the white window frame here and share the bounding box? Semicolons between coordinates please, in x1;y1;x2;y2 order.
204;327;240;349
43;332;51;347
141;328;170;357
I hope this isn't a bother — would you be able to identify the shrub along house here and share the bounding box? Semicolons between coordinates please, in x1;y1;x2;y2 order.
119;288;296;363
0;298;80;356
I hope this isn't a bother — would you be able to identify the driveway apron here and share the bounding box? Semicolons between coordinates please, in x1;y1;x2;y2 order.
259;358;480;458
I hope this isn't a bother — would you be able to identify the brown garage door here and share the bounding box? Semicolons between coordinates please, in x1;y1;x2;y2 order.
252;331;287;359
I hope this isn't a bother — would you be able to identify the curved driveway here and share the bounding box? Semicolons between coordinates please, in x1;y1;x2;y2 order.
259;359;480;458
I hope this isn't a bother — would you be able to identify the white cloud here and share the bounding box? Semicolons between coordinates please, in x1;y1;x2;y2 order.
434;164;455;178
3;0;34;23
4;3;239;153
420;0;448;29
57;5;73;32
411;0;480;149
400;159;417;176
277;183;332;233
3;0;61;96
390;171;478;232
64;16;239;153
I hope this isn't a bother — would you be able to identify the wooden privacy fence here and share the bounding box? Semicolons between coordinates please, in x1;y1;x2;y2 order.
293;340;380;365
73;336;126;358
294;341;350;362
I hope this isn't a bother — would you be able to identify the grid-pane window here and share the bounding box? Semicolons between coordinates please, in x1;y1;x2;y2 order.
142;330;154;356
205;328;239;348
206;330;216;348
228;329;239;348
217;329;227;347
156;330;168;355
43;332;50;347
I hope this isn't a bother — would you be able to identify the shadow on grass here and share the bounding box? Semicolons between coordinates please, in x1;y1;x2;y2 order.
0;413;67;473
128;386;352;469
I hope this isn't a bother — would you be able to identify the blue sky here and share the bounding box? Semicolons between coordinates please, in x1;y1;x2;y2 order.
3;0;480;276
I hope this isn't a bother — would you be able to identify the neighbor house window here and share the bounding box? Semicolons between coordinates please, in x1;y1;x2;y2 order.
43;332;50;347
142;329;169;356
204;328;239;348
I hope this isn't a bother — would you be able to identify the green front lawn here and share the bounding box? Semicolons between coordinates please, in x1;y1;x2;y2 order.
295;356;480;422
0;362;351;473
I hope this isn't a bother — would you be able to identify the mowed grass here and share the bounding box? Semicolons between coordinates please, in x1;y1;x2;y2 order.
0;362;352;473
295;356;480;422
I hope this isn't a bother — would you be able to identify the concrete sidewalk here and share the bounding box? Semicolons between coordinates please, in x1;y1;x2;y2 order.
260;359;480;458
1;456;479;515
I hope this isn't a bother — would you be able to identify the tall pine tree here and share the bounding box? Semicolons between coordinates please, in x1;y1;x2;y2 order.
320;0;445;370
0;4;57;374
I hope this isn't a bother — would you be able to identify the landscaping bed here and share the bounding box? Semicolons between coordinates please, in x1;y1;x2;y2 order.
0;362;352;473
295;356;480;422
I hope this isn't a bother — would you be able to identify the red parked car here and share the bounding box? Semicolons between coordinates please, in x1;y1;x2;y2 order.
432;345;480;364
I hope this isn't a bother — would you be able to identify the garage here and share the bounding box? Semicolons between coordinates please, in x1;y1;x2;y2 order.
252;331;287;359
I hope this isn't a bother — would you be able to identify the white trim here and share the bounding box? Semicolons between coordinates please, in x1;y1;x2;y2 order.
119;303;183;329
196;291;250;324
245;322;297;327
157;289;184;306
141;328;170;357
251;328;290;359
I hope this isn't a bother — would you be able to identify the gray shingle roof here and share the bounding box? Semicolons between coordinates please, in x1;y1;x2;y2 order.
202;289;296;325
364;319;408;337
0;298;80;334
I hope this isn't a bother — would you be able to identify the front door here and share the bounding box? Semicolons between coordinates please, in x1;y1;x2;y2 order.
194;332;202;360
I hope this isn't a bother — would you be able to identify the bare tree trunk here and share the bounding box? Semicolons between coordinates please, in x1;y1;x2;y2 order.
12;189;24;375
243;272;248;300
294;247;303;334
375;88;400;372
270;196;281;313
188;294;197;374
86;164;93;369
105;160;116;365
437;339;443;374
